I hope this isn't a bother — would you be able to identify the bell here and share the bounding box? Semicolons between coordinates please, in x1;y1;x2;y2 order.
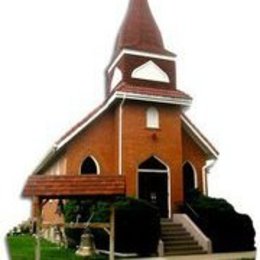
76;228;96;257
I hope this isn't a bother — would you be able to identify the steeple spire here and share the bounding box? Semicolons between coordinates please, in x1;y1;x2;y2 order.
106;0;191;104
114;0;173;56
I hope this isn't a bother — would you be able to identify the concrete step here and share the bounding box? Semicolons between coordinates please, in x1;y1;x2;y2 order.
161;222;182;226
161;226;185;232
162;235;194;243
164;249;206;256
160;219;207;256
161;229;190;236
164;240;198;247
164;244;203;251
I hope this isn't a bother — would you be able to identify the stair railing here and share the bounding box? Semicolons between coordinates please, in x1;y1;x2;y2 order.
182;202;204;230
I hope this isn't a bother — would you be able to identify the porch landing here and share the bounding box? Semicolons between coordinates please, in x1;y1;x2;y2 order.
128;251;256;260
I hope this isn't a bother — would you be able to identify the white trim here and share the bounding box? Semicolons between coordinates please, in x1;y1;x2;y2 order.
139;169;168;173
116;91;192;106
111;67;123;90
182;161;198;189
202;163;207;195
33;148;56;174
118;95;126;176
131;60;170;83
137;156;171;218
202;159;216;195
55;94;118;150
108;48;176;73
181;115;218;159
79;155;100;175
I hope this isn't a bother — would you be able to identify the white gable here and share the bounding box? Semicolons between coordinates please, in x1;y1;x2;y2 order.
131;60;170;83
111;67;123;90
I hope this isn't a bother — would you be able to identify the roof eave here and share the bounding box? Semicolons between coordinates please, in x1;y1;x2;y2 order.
181;114;219;160
33;92;193;175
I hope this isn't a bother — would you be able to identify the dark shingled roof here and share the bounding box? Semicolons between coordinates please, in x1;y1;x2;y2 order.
114;0;174;57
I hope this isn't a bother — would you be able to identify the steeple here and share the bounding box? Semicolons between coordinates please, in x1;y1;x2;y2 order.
105;0;191;106
114;0;173;56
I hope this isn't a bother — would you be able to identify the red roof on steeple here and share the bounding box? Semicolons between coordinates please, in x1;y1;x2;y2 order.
114;0;174;57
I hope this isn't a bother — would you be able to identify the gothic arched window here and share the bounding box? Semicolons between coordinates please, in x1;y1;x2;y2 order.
80;156;99;175
146;107;159;129
183;162;197;201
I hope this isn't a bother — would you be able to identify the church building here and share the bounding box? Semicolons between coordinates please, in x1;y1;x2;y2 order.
23;0;220;256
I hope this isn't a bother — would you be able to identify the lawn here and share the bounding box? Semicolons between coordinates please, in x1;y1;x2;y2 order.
7;235;103;260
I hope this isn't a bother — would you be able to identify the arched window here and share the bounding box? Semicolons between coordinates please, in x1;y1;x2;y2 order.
183;162;197;202
80;156;99;175
146;107;159;129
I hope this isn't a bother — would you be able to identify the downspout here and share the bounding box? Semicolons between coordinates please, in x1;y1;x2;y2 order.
202;159;217;195
118;95;126;176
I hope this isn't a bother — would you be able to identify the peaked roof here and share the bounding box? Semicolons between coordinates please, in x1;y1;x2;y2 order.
114;0;174;57
32;95;216;175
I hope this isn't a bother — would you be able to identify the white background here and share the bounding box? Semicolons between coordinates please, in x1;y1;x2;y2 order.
0;0;259;259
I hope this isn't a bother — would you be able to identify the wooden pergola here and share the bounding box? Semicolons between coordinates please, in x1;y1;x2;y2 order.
22;175;126;260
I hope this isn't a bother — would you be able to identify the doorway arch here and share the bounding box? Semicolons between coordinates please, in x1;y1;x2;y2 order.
183;161;197;202
138;156;169;218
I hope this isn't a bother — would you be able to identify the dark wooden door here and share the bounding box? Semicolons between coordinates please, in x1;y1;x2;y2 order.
139;172;168;218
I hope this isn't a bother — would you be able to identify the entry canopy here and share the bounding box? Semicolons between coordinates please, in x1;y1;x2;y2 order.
22;175;126;198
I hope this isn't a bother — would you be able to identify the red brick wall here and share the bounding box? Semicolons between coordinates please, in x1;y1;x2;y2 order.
121;101;184;211
65;106;118;176
42;200;64;224
39;101;209;221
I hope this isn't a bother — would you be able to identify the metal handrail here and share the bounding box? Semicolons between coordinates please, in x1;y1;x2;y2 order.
185;202;200;219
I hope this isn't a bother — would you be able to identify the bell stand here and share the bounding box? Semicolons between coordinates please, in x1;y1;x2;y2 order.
34;197;115;260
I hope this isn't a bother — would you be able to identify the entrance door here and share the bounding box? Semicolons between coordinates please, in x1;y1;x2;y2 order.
138;157;169;218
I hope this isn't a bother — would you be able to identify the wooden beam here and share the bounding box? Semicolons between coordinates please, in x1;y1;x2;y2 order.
42;222;110;229
109;206;115;260
34;197;42;260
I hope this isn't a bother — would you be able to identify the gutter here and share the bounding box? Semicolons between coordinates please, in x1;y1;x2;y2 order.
118;95;126;176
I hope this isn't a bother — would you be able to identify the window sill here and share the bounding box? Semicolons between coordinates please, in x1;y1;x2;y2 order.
145;127;161;131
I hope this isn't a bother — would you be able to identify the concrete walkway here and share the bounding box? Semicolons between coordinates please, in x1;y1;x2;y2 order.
129;251;256;260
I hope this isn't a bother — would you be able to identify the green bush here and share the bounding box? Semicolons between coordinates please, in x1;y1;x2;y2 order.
187;191;255;252
63;197;160;256
116;197;160;255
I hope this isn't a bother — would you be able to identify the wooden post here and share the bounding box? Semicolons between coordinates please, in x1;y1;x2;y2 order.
34;197;42;260
109;206;115;260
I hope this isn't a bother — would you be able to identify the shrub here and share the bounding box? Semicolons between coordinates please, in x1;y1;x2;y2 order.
63;197;160;256
19;220;32;234
187;192;255;252
115;197;160;255
7;220;32;237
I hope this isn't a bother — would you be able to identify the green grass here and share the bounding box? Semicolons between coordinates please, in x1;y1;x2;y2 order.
7;235;106;260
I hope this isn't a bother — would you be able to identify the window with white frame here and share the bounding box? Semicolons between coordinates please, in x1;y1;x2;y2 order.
146;107;159;129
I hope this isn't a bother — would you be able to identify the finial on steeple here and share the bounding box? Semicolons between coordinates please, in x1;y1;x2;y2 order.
114;0;173;56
